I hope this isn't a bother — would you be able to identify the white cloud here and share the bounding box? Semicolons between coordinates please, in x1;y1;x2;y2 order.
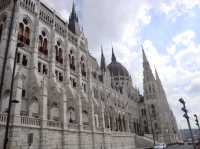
160;0;200;21
173;30;195;46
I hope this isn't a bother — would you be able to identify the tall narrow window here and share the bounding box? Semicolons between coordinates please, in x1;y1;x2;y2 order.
38;62;41;72
18;23;24;42
17;18;31;46
22;55;28;66
25;27;30;45
43;39;48;55
55;41;63;64
17;52;21;63
80;56;86;77
38;31;48;56
69;50;75;70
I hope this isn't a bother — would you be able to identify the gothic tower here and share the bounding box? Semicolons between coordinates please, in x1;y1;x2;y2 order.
142;47;179;144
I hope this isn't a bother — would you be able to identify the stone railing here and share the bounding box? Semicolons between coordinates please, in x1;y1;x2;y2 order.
68;123;79;130
47;120;62;128
21;116;41;127
0;113;7;124
112;131;132;136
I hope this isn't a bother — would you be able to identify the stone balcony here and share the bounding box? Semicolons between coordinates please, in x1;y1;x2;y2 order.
0;113;63;130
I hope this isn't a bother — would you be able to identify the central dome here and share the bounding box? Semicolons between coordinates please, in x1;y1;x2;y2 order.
107;48;129;77
108;61;129;77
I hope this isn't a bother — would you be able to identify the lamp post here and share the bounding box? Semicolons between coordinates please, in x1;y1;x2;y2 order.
3;42;24;149
0;0;18;106
194;114;200;143
178;98;196;149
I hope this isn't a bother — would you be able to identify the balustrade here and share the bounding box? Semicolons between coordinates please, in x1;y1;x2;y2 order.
47;120;62;128
21;116;41;127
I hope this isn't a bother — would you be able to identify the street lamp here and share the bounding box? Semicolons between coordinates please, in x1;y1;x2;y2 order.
178;98;196;149
3;42;24;149
194;114;200;143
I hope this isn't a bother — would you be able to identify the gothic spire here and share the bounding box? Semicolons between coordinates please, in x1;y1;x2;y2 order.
100;46;106;72
111;47;116;62
68;1;81;35
142;45;148;63
142;46;155;82
155;68;163;89
155;68;160;81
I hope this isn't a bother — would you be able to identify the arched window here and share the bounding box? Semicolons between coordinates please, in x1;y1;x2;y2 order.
55;41;63;64
80;56;86;77
29;97;39;118
67;107;76;123
0;15;6;42
151;104;156;117
17;18;31;45
50;103;59;121
38;30;48;56
69;50;75;71
82;110;89;125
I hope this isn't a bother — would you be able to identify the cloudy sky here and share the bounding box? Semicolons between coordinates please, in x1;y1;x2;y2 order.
41;0;200;129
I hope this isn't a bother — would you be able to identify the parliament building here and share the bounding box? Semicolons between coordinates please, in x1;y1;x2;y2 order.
0;0;180;148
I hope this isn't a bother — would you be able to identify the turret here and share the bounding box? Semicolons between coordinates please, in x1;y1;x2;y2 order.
68;1;81;35
111;47;116;62
100;46;106;73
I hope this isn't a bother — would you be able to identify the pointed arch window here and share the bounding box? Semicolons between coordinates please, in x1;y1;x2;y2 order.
151;104;156;118
0;15;6;43
69;50;75;71
29;97;39;118
50;103;60;121
80;56;86;77
17;18;31;45
82;110;89;125
68;107;76;123
55;41;63;64
38;30;48;56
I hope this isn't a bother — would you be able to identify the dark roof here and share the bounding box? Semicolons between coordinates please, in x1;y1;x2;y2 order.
107;61;129;77
107;48;129;77
68;2;81;35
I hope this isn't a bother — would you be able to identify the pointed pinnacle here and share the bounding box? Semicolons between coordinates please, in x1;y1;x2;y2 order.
112;47;116;62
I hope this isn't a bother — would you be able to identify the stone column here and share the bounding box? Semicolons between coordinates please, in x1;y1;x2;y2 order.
61;91;67;149
39;78;48;149
49;10;56;80
11;73;23;124
30;0;40;71
91;99;96;149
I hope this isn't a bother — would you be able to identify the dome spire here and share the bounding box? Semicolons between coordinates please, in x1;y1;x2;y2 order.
112;47;116;62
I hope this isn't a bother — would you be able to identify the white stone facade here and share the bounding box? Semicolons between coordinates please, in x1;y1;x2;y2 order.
0;0;180;149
